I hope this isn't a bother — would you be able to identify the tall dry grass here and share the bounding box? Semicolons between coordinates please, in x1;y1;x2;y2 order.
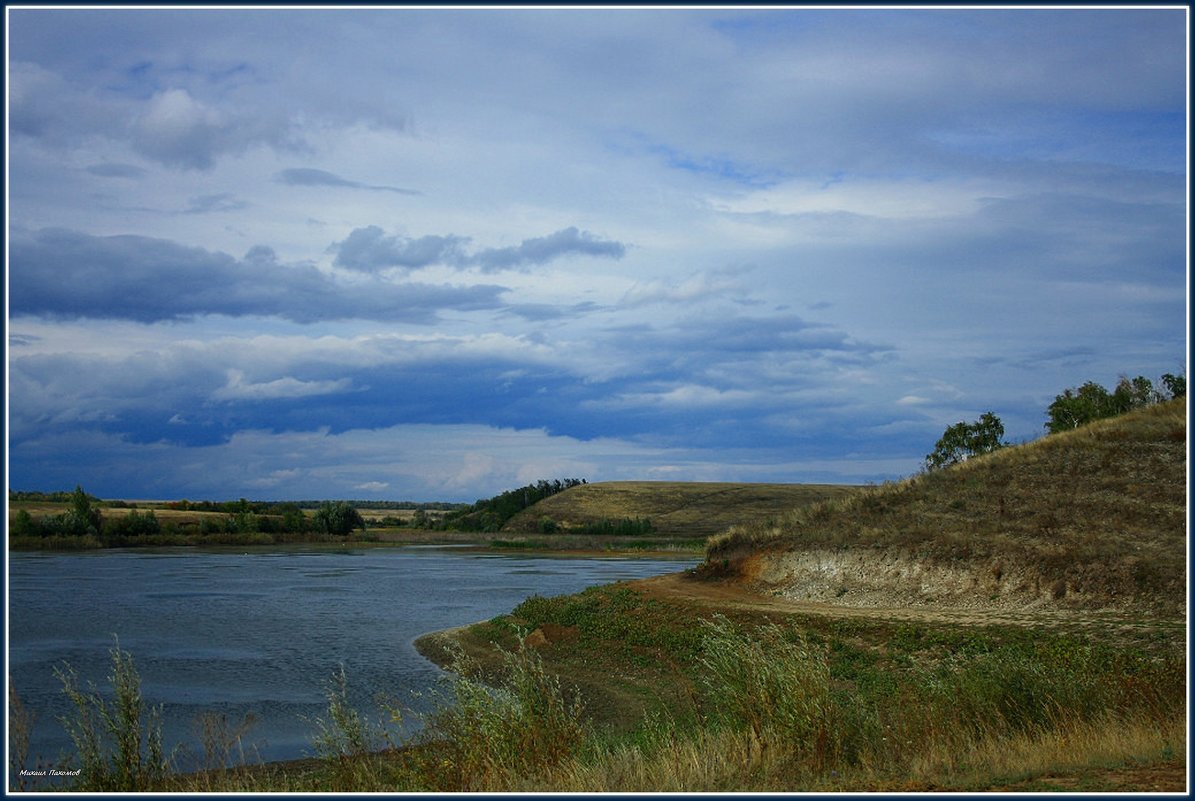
707;399;1187;611
44;612;1181;794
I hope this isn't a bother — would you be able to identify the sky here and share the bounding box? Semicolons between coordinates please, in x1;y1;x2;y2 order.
5;5;1189;503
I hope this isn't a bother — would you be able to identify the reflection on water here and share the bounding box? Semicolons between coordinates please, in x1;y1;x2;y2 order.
8;546;696;774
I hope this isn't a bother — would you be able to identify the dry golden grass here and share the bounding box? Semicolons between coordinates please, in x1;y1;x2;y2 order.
503;480;857;537
541;710;1184;793
7;502;230;530
708;399;1187;613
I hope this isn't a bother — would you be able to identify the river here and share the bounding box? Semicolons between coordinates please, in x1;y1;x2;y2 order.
7;545;698;778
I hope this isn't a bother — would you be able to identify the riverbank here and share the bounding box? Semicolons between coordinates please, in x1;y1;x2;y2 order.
7;527;707;554
407;569;1186;792
22;558;1182;793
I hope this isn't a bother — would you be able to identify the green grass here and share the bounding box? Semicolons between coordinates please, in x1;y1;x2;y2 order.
28;583;1183;793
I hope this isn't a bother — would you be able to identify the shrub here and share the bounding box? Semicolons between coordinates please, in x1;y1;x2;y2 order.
313;501;366;536
103;510;162;538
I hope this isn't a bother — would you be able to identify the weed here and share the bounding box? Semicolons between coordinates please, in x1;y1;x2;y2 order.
415;638;587;791
8;681;34;790
304;665;403;790
696;615;835;769
53;638;169;791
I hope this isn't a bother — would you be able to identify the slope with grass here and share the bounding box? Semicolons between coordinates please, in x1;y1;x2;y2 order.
706;399;1187;615
502;480;857;537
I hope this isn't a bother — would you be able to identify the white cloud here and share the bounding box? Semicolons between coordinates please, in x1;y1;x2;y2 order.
212;369;354;401
6;8;1184;500
712;177;1009;221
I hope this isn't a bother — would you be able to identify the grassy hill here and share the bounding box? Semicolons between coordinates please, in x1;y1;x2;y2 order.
707;398;1187;614
502;480;858;538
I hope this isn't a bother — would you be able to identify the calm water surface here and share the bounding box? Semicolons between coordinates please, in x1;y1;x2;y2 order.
8;545;697;772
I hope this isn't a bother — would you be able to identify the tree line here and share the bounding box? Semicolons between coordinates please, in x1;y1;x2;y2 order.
925;371;1185;471
435;478;588;533
10;489;371;542
9;479;592;544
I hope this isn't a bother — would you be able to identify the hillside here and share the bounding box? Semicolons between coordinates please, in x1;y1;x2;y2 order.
502;481;857;537
706;399;1187;615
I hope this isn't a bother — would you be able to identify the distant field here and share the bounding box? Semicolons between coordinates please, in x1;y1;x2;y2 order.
6;502;456;528
502;481;859;537
7;501;235;529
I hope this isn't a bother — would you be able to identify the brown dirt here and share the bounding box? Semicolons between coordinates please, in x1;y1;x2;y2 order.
986;761;1187;793
626;569;1187;792
632;571;1184;637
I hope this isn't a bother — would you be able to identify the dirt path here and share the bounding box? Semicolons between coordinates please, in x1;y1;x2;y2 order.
631;571;1185;640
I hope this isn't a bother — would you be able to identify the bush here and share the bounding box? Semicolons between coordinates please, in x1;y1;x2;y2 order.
313;502;366;536
576;517;655;536
103;510;162;539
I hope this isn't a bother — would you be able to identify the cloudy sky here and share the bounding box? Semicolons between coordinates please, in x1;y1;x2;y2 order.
6;6;1187;502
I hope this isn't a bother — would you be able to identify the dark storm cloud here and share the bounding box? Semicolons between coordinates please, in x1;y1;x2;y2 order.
332;226;470;272
9;228;506;323
183;193;249;214
471;227;626;272
331;225;628;274
274;168;421;195
84;162;148;179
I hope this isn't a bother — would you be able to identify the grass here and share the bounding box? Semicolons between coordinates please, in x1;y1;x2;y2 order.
16;401;1187;791
416;580;1184;786
502;480;858;537
707;399;1187;613
25;579;1184;793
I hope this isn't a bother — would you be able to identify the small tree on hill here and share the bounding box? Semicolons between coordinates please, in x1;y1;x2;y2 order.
925;412;1007;471
1046;373;1182;434
1162;372;1186;399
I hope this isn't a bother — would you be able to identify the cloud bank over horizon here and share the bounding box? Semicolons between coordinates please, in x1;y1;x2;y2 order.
6;7;1187;502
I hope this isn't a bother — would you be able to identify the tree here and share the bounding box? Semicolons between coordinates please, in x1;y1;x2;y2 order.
925;412;1007;471
1046;372;1180;434
313;501;366;536
1162;372;1186;399
1111;375;1157;413
66;485;103;537
1045;381;1115;433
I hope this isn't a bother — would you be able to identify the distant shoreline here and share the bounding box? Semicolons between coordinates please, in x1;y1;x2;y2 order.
7;529;707;555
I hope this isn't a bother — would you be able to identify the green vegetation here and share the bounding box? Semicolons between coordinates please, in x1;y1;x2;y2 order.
10;485;104;539
1046;372;1184;433
25;583;1183;792
312;501;366;536
53;641;169;792
559;517;655;536
439;478;588;532
924;411;1007;471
